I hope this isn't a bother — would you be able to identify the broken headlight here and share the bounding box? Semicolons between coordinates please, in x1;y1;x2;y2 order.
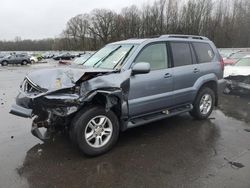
51;106;78;116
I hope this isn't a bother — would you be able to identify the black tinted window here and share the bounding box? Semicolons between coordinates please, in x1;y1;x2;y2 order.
193;42;214;63
135;43;168;70
171;42;192;67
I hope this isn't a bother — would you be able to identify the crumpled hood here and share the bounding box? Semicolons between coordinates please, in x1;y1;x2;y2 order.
26;67;113;91
224;66;250;78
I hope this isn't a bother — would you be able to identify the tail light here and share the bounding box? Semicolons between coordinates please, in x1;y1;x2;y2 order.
220;58;224;71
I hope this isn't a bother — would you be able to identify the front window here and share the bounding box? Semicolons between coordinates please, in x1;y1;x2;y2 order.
83;44;135;69
234;58;250;66
134;43;168;70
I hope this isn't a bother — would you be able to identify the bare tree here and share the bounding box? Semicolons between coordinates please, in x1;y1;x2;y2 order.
1;0;250;51
89;9;117;45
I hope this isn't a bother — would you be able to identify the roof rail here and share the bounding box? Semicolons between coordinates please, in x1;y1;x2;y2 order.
159;34;209;40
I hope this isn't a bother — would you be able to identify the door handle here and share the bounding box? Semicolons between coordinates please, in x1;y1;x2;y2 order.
193;68;200;73
164;73;172;78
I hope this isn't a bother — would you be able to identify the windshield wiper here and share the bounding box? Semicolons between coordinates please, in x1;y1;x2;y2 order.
113;45;134;70
93;46;121;67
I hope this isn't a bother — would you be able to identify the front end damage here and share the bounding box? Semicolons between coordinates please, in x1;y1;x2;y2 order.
224;75;250;94
10;68;131;141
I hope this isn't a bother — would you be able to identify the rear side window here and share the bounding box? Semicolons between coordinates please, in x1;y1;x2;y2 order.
135;43;168;70
192;42;214;63
170;42;192;67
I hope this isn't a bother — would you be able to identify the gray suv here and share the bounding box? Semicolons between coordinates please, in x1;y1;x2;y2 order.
1;54;31;66
10;35;225;156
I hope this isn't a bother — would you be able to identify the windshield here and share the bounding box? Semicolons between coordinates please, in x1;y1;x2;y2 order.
235;58;250;66
83;44;135;69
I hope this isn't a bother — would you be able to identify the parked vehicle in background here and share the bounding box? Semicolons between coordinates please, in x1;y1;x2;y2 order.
43;52;55;59
31;53;43;61
1;54;31;66
30;56;38;64
219;49;250;66
58;52;93;65
71;52;82;58
10;35;225;156
228;51;250;61
53;52;75;60
219;49;240;60
224;55;250;94
58;53;92;65
58;60;71;65
73;53;93;65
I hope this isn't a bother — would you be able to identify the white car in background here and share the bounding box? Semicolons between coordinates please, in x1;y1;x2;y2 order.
224;55;250;94
30;56;38;64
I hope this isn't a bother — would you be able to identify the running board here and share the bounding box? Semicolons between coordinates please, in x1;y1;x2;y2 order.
127;104;193;128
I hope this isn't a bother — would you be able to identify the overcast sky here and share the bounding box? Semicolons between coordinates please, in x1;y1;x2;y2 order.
0;0;154;41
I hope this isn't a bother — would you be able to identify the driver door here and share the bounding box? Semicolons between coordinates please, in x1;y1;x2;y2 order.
128;42;174;117
9;55;17;64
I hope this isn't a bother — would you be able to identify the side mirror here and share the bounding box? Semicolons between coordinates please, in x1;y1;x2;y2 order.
132;62;150;75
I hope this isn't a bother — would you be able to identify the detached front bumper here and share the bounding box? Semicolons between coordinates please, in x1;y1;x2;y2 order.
10;103;55;141
9;104;33;118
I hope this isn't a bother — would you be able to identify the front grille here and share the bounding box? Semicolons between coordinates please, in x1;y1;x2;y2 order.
21;77;45;95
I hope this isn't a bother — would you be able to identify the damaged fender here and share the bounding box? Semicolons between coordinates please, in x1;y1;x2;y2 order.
79;70;132;130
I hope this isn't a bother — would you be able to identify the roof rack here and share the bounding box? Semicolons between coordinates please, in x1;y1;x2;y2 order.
159;34;209;40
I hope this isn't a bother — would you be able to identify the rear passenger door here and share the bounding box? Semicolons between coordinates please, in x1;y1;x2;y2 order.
16;54;23;63
170;42;201;105
128;42;174;117
192;42;219;77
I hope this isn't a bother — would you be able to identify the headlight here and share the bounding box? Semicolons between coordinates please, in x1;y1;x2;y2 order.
51;106;78;116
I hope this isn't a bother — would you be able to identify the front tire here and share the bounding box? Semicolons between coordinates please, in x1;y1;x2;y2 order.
190;87;215;120
71;106;119;156
1;61;8;66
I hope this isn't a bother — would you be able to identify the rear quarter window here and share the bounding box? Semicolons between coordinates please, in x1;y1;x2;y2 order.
192;42;214;63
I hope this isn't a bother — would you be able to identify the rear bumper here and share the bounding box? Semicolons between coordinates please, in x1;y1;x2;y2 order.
9;104;32;118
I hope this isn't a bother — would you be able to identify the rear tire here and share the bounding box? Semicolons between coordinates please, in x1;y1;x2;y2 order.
71;106;119;156
190;87;215;120
22;60;28;65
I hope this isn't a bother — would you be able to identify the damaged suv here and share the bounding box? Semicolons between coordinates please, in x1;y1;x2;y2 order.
10;35;225;156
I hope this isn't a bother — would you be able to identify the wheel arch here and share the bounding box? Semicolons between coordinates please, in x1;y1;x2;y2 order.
196;80;218;106
81;89;128;131
1;60;8;64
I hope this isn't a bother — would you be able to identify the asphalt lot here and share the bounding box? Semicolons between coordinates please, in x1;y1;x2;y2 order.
0;62;250;188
